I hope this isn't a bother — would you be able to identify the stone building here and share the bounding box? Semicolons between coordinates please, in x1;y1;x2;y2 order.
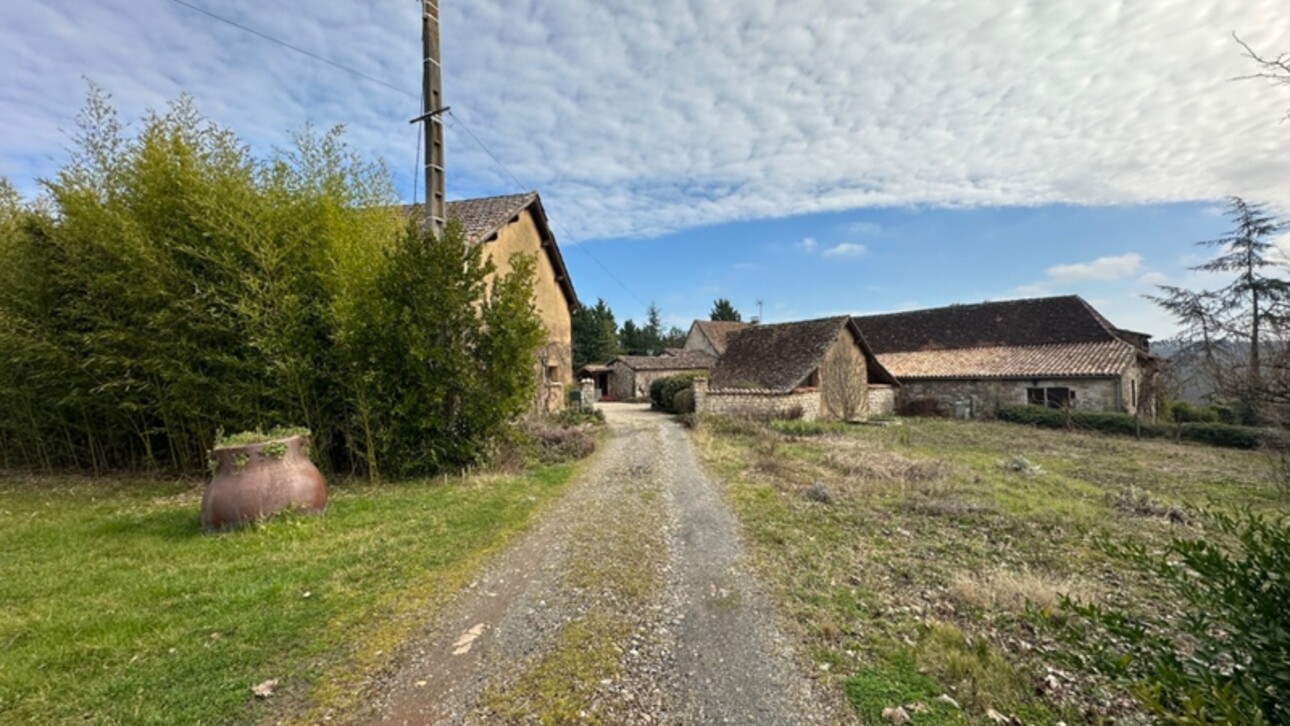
683;320;749;357
853;296;1155;418
444;192;578;411
698;316;898;421
607;350;717;400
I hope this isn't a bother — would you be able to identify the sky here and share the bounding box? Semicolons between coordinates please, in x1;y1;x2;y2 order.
3;0;1290;339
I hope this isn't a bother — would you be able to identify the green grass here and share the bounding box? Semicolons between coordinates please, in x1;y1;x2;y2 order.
0;464;581;724
696;417;1286;724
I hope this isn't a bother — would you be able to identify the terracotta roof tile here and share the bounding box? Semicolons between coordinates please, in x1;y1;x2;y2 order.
878;341;1137;380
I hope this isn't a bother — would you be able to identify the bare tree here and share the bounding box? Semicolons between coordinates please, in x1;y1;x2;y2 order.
820;343;867;421
1234;33;1290;120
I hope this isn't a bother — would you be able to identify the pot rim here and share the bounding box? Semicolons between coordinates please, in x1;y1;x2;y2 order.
211;433;310;454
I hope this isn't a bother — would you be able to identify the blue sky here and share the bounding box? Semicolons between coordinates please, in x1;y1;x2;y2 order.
3;0;1290;339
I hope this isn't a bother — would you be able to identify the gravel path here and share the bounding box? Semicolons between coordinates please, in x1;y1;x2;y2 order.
356;403;850;725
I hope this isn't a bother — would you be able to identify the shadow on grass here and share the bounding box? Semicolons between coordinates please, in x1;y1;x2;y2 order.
93;507;205;542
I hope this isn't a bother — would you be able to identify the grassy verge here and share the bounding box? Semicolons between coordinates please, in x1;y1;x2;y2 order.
695;417;1284;724
0;462;583;724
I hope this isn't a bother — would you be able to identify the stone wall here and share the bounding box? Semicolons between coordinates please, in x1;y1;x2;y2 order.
898;377;1123;418
693;378;822;421
868;385;896;416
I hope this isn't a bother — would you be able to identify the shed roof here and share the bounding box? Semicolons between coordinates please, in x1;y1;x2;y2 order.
878;341;1137;380
852;295;1148;354
710;316;897;392
689;320;749;355
610;350;717;372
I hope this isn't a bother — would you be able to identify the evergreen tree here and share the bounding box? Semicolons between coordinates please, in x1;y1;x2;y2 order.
1148;197;1290;422
571;297;619;368
619;319;646;356
710;298;742;322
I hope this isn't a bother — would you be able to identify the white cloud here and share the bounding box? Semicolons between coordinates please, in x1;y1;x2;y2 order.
1015;283;1051;297
844;220;883;236
798;236;818;252
1046;253;1144;283
2;1;1290;241
732;261;756;270
1137;271;1170;287
822;242;867;258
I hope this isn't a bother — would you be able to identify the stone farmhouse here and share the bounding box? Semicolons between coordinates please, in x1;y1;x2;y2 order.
603;350;717;400
853;295;1155;418
694;317;898;421
684;320;749;357
436;192;579;411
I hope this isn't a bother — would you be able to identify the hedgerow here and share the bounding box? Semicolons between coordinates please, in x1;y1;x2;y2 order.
995;405;1274;450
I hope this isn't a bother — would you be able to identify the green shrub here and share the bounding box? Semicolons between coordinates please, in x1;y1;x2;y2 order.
1175;422;1264;450
0;89;544;478
769;420;849;437
995;405;1272;450
673;388;696;414
650;372;705;413
1168;401;1221;424
1043;509;1290;723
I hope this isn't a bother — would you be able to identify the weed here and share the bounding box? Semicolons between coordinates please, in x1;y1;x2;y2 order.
997;455;1044;476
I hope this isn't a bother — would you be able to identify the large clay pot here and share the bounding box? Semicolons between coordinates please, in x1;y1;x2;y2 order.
201;435;327;532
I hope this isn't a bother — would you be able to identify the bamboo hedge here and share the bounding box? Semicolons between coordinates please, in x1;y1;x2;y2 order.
0;89;545;477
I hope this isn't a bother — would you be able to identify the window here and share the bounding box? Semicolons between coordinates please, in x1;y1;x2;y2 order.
1027;386;1075;409
546;365;559;383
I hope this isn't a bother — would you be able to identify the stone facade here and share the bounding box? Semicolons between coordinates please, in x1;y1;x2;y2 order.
693;378;823;421
868;384;896;416
897;377;1124;418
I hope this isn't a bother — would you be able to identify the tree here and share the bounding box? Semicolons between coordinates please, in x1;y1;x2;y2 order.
619;319;646;356
1147;197;1290;423
1235;33;1290;120
710;298;742;322
571;298;619;368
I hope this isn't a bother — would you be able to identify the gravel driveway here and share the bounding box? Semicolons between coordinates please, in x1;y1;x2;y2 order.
358;403;850;725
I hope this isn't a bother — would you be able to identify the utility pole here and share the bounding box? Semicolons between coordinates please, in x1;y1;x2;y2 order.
421;0;446;238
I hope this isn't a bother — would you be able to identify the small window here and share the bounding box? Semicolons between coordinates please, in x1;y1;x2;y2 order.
1028;386;1074;409
546;366;559;383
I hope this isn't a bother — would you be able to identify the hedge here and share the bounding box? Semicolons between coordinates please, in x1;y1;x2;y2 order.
995;405;1276;450
650;372;705;414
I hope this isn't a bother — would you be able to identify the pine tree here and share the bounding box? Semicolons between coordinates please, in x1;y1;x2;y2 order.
1148;197;1290;422
710;298;742;322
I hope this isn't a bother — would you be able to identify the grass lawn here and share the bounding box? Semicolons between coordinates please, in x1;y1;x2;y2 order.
695;417;1287;724
0;462;582;724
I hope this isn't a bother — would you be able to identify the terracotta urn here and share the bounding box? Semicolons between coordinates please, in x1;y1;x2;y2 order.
201;435;327;532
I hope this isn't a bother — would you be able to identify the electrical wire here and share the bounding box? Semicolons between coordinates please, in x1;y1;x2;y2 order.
169;0;649;309
168;0;416;99
447;110;649;309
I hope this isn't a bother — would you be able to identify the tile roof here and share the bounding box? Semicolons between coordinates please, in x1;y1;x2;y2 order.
611;350;717;372
853;295;1148;353
711;317;897;392
405;192;577;309
690;321;749;355
878;340;1137;380
445;192;538;242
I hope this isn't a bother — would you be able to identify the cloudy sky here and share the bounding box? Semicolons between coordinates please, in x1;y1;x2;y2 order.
3;0;1290;336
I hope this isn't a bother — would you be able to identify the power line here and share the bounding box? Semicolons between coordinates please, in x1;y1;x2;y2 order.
447;110;649;309
169;0;648;310
168;0;416;99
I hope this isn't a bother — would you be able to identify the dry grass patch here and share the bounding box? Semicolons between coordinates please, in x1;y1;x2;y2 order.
950;568;1097;614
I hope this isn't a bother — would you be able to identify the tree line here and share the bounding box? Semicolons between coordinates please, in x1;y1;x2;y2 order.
572;297;743;368
0;89;544;478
